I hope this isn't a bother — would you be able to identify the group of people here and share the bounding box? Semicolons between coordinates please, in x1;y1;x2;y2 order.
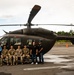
0;41;44;66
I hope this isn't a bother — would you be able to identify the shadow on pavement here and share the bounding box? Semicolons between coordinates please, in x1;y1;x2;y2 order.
0;72;11;75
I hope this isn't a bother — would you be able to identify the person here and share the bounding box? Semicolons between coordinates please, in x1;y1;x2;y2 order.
38;41;44;64
0;43;2;56
30;41;38;64
1;45;9;66
15;45;23;65
22;45;30;63
8;46;15;65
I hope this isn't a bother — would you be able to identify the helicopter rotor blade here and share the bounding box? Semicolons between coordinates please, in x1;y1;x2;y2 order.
0;24;20;26
27;5;41;24
0;24;27;26
32;24;74;26
0;24;74;27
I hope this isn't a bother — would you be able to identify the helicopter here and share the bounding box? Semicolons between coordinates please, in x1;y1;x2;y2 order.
0;5;74;54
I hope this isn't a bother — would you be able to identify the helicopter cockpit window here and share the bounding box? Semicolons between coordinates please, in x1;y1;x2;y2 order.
10;37;21;45
0;37;8;46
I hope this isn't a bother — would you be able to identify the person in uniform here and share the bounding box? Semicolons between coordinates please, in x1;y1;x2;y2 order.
8;45;15;65
30;41;38;64
38;41;44;64
1;45;9;65
22;45;30;63
15;45;23;65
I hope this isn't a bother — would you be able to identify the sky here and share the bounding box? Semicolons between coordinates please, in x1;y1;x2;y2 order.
0;0;74;36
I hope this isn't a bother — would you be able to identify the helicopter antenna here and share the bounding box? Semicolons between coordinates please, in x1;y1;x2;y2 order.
3;30;8;34
27;5;41;29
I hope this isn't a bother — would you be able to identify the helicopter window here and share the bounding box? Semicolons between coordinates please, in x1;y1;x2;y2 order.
10;37;21;45
10;38;14;43
10;38;14;45
27;39;32;45
39;39;42;42
14;38;21;45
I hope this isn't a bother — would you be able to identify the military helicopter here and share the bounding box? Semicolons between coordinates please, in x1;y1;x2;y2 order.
0;5;74;54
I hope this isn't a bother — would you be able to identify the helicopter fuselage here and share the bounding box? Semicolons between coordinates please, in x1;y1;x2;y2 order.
0;28;57;54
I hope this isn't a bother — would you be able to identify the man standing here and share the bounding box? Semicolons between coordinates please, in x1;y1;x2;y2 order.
38;41;44;64
30;41;38;64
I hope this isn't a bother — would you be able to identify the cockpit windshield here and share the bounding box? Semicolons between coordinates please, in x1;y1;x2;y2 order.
0;37;8;46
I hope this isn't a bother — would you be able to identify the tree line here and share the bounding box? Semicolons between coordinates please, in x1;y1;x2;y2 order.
56;30;74;36
55;30;74;42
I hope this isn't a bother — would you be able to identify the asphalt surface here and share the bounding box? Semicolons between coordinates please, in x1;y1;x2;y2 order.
0;46;74;75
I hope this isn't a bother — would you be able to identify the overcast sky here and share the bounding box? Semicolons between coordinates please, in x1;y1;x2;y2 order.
0;0;74;36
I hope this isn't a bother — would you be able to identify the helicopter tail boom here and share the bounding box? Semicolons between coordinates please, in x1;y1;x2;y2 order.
56;35;74;44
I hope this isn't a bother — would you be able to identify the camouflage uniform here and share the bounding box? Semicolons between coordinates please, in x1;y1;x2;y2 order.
15;46;23;64
8;46;15;65
22;46;30;62
1;46;8;65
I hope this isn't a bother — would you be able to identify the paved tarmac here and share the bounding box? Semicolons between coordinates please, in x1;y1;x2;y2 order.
0;46;74;75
